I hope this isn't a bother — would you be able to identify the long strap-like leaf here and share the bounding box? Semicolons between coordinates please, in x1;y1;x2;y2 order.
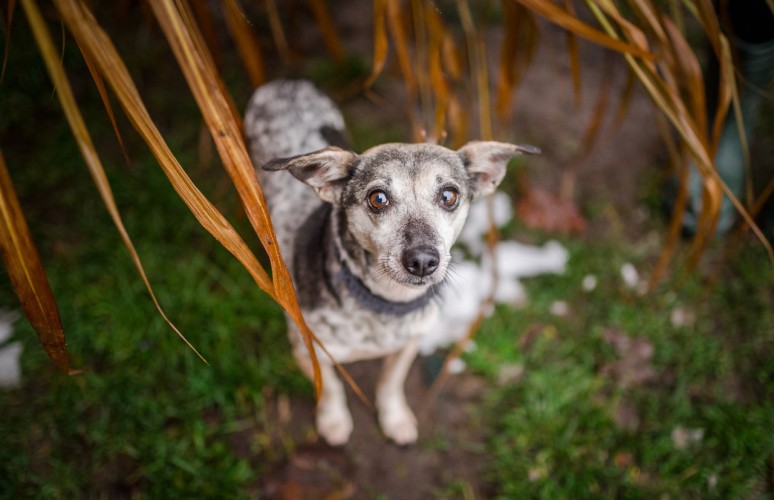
22;0;206;364
0;149;68;373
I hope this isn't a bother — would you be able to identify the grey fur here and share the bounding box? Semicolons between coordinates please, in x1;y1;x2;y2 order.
245;80;538;444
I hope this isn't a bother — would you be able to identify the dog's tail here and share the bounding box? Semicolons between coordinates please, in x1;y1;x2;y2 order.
244;80;348;166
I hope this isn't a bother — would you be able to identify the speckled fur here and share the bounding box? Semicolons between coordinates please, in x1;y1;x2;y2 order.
245;80;537;445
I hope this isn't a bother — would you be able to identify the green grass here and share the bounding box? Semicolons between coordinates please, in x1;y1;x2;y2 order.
466;239;774;498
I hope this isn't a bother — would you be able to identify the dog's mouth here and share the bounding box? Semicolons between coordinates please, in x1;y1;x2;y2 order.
398;275;435;288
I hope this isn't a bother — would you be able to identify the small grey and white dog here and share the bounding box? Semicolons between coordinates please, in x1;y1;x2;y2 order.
245;80;537;445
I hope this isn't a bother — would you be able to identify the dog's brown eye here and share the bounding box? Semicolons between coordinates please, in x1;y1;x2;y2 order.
440;189;459;209
368;190;390;210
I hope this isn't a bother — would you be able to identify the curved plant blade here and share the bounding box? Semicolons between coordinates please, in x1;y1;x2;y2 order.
265;0;292;65
1;0;15;81
364;0;388;88
457;0;492;140
387;0;420;139
52;0;277;324
307;0;345;63
495;0;520;118
513;0;656;60
22;0;206;363
55;0;274;290
563;0;582;106
190;0;222;69
0;150;67;373
425;1;450;139
222;0;265;87
81;53;131;165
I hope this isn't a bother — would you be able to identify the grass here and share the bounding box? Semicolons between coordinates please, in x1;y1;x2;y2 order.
0;120;302;496
466;236;773;498
1;11;772;499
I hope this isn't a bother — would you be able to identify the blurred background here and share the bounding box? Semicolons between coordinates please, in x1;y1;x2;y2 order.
0;0;772;497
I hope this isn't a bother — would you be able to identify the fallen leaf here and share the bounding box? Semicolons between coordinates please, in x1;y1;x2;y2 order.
516;187;587;233
612;398;640;431
600;328;656;388
671;426;704;450
613;451;634;468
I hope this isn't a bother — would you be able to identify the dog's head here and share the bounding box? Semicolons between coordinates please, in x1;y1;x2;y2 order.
264;141;538;294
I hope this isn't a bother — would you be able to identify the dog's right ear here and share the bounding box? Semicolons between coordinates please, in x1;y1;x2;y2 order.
263;147;359;204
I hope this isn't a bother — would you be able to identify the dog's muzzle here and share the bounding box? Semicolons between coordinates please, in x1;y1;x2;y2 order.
401;246;440;277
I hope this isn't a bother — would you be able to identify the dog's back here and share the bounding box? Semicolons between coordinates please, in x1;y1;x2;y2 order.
244;80;346;259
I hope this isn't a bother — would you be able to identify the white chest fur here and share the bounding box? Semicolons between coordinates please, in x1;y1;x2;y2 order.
296;302;440;363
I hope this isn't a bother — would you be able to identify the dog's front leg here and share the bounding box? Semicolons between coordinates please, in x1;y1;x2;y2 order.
376;339;420;445
294;351;353;446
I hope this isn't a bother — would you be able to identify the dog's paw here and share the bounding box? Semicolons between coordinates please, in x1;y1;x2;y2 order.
317;405;353;446
379;404;418;445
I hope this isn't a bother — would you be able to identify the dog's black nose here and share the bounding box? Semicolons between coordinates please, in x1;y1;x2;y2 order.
402;247;440;277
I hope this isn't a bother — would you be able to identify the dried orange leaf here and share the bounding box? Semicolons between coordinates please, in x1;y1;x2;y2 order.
512;0;655;60
307;0;345;63
496;0;538;118
364;0;388;88
265;0;292;65
612;65;636;128
577;52;614;157
385;0;421;139
81;52;131;165
190;0;222;69
648;114;688;289
629;0;668;45
23;0;206;363
457;0;491;140
425;2;450;138
0;149;67;373
222;0;265;87
662;14;706;139
1;0;15;81
53;0;276;308
563;0;581;107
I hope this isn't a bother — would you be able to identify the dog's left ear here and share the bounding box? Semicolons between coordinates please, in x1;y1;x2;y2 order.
457;141;540;199
263;147;359;204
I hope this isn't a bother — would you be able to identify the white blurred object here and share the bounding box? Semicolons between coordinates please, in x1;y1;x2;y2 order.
670;306;696;328
550;300;569;317
447;358;467;374
582;274;598;292
457;191;513;255
671;426;704;449
0;311;22;389
485;240;569;278
419;194;570;356
420;261;489;356
620;263;640;289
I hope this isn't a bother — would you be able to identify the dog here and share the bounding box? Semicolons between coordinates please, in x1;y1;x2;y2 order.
245;80;538;445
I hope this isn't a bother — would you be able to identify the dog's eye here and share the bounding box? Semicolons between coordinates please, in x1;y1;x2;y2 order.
368;190;390;210
440;188;459;209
